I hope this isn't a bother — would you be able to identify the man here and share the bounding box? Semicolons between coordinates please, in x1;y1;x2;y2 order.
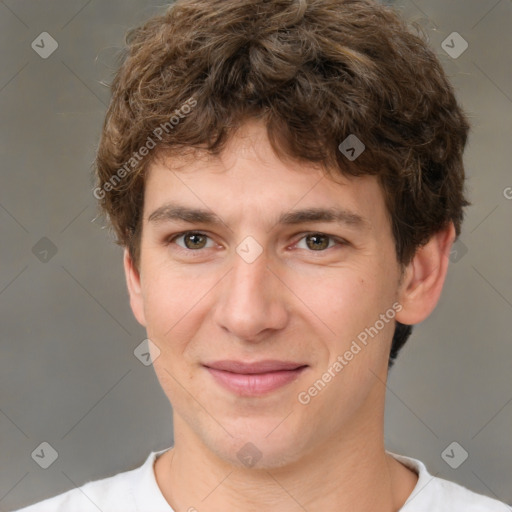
15;0;510;510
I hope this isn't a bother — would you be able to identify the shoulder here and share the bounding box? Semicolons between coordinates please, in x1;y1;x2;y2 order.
11;450;170;512
389;452;511;512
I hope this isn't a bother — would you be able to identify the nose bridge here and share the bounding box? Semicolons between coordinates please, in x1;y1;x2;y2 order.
214;246;288;340
231;249;269;297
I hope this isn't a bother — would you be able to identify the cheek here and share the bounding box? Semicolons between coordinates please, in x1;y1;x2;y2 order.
140;265;193;343
294;263;398;353
139;257;221;354
300;268;372;322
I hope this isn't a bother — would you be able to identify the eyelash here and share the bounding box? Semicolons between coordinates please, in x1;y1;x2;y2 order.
166;231;348;256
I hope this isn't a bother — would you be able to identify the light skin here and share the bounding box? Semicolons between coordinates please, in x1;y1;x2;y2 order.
124;119;455;512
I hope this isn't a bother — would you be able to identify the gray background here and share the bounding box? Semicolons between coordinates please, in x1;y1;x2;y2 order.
1;0;511;510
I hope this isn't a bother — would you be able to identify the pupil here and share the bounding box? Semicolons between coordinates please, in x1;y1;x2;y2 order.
187;234;205;249
308;234;328;250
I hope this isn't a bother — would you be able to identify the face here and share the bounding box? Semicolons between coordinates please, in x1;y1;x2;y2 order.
126;119;407;468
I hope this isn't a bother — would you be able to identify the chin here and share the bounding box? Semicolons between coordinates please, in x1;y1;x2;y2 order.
203;416;311;470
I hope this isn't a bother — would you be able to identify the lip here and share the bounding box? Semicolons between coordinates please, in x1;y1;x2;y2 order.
203;360;308;396
204;359;307;373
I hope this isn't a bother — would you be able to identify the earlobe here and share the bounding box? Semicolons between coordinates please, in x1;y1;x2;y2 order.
123;248;147;327
395;223;456;326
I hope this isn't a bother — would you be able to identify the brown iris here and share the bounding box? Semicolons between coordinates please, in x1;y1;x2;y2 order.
183;233;208;249
305;234;330;251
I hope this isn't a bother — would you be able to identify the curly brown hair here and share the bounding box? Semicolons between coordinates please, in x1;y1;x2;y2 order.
94;0;470;366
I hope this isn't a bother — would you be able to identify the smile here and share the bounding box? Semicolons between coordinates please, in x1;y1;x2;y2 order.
203;360;309;396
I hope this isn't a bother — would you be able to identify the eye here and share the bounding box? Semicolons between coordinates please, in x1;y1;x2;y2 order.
294;232;343;251
169;231;215;251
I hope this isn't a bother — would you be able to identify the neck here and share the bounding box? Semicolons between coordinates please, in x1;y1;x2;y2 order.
155;402;417;511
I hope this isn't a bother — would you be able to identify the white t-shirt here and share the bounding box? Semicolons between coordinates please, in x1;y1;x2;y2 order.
13;448;511;512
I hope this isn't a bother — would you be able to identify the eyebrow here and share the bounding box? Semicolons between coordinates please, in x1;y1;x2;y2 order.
147;202;368;229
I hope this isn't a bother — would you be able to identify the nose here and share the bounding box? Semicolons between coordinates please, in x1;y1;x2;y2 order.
213;248;289;343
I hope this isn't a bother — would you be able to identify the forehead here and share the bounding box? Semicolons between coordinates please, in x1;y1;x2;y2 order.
143;120;388;232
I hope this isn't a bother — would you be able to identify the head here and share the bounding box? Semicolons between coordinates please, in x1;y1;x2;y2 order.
94;0;469;467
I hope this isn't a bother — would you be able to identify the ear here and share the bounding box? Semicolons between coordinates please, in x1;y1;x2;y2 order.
123;248;146;327
395;222;456;325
